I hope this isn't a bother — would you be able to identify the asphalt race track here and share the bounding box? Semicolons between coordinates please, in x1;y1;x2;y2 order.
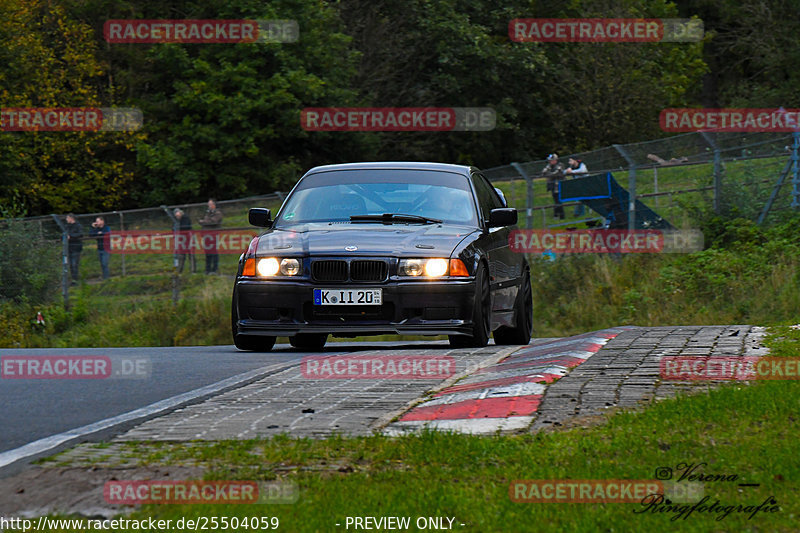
0;340;513;475
0;326;767;480
0;326;771;517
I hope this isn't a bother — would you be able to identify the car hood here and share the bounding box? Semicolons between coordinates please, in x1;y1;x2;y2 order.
256;223;477;257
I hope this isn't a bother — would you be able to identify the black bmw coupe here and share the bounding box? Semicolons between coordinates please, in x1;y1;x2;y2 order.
231;162;532;351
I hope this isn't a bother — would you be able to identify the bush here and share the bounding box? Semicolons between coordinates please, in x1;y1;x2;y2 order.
531;213;800;336
0;218;60;303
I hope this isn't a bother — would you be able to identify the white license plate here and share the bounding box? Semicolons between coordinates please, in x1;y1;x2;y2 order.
313;288;382;306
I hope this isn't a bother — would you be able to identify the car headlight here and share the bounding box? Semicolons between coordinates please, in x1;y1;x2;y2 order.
252;257;302;277
257;257;280;277
399;258;451;277
400;259;424;276
425;258;448;277
280;258;300;276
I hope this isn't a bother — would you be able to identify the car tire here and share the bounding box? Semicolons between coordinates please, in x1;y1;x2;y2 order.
493;270;532;346
231;291;276;352
449;262;491;348
290;333;328;351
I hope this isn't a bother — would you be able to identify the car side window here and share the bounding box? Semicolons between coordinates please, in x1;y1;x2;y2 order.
471;173;503;223
481;175;505;209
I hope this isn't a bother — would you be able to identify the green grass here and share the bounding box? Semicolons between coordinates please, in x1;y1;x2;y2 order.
529;215;800;337
35;326;800;532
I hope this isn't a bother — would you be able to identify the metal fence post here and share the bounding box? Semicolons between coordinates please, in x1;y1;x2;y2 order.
50;214;69;309
613;144;637;229
511;162;533;229
792;131;800;209
162;205;179;306
700;132;722;213
653;167;659;208
117;210;126;276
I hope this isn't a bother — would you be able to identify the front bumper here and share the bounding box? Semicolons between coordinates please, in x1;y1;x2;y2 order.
233;278;476;337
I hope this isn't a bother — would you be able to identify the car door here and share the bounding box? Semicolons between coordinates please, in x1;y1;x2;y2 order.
470;171;519;326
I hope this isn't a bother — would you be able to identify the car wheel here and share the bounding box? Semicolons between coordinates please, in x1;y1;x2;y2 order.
449;262;491;348
493;270;532;345
290;333;328;351
231;291;276;352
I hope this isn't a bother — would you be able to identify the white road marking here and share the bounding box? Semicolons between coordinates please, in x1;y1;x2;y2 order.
0;361;295;474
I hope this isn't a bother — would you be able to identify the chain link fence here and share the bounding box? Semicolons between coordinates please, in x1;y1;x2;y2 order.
485;131;800;230
3;131;800;307
0;194;284;304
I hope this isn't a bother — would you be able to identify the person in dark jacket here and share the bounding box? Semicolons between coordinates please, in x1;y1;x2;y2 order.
542;154;565;219
198;199;223;274
88;216;111;280
65;214;83;284
173;208;195;273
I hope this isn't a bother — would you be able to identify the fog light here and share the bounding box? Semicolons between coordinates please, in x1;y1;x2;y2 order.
257;257;280;276
280;258;300;276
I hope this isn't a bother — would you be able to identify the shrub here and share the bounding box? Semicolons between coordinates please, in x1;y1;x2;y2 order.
0;217;60;303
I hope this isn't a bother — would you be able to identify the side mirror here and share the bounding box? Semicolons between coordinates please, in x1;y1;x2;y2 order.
488;208;518;228
249;208;272;228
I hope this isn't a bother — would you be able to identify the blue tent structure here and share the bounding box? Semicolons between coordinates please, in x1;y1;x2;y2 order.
558;172;673;230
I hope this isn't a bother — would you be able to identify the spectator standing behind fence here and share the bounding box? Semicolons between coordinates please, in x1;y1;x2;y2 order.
565;157;589;217
198;198;223;274
173;208;195;273
64;214;83;285
542;153;565;219
88;216;111;280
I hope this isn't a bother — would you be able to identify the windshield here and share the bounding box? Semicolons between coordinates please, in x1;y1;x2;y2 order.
274;169;478;227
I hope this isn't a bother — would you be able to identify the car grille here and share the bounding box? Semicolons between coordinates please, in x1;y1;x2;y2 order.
350;260;388;281
311;259;389;282
311;260;348;281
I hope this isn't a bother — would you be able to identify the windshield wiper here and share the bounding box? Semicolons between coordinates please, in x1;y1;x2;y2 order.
350;213;442;225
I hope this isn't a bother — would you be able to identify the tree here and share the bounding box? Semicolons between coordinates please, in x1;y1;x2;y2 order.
336;0;550;166
535;0;708;152
681;0;800;107
0;0;140;215
64;0;369;205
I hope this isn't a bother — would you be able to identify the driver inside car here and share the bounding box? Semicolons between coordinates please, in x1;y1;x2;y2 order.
420;188;472;222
